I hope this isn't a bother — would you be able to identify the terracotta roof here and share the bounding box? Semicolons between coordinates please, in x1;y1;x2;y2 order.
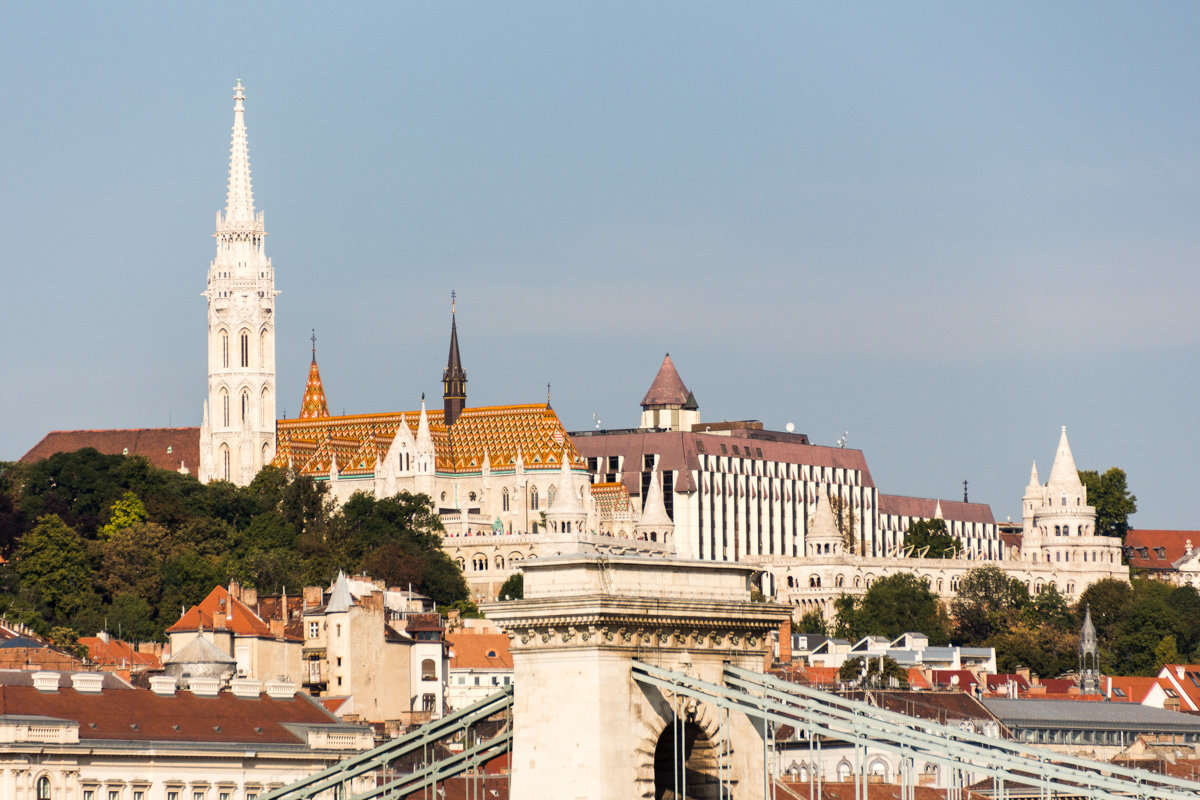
276;403;583;477
846;690;1000;727
447;632;513;670
299;357;331;419
640;354;691;407
0;681;340;744
1125;530;1200;571
166;586;274;638
78;637;161;670
1106;676;1165;704
930;670;980;691
20;428;200;475
1158;664;1200;712
878;495;995;525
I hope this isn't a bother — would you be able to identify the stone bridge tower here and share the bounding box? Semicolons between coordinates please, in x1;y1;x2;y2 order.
486;554;790;799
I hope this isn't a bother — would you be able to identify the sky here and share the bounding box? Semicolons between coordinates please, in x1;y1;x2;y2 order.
1;4;1197;527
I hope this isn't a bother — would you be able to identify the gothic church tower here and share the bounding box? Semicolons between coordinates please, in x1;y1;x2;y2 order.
199;80;277;485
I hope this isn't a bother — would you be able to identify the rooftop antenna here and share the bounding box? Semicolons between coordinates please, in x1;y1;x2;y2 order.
785;422;795;433
593;413;602;429
963;480;969;503
836;432;848;448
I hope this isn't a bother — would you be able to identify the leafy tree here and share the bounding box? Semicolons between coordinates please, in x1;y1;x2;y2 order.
951;566;1029;645
159;548;223;629
1023;584;1073;632
903;519;961;559
362;543;426;590
99;491;148;539
990;621;1078;678
829;495;858;554
796;609;825;635
1112;590;1185;675
1155;634;1180;671
98;521;172;604
1077;578;1133;644
837;655;909;688
49;626;88;660
497;572;524;601
834;573;950;644
1078;468;1137;540
106;592;161;642
14;515;99;630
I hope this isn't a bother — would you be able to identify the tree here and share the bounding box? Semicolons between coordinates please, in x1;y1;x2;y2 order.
1078;468;1137;540
838;655;909;688
13;515;99;630
98;521;172;604
829;495;858;554
1077;578;1132;644
99;491;148;539
904;519;961;559
990;621;1078;678
498;572;524;601
834;573;951;644
951;566;1029;645
796;609;826;635
363;543;426;589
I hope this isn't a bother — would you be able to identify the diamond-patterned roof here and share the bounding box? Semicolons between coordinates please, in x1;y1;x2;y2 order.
298;358;330;419
275;403;583;477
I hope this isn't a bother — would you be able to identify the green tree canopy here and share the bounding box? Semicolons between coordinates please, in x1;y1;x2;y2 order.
14;515;99;631
903;519;961;559
497;572;524;601
837;655;909;688
1078;467;1137;540
834;573;951;644
951;566;1030;645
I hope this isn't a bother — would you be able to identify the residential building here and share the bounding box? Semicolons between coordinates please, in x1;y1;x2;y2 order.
446;620;514;711
1123;530;1200;586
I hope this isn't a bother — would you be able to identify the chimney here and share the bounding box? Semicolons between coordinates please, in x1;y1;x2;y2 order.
32;672;60;693
778;618;792;664
265;679;298;700
270;618;285;638
304;586;323;608
1177;665;1186;680
70;672;105;694
230;677;262;698
188;677;221;697
242;587;258;607
150;675;178;696
228;580;241;602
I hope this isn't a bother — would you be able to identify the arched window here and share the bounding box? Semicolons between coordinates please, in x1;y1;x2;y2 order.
221;389;230;427
421;658;437;681
835;574;844;588
495;555;505;570
220;444;231;482
260;328;268;367
36;777;51;800
241;389;250;422
502;488;510;512
547;485;557;507
530;487;539;511
261;387;270;427
472;554;487;571
240;330;250;367
220;330;230;368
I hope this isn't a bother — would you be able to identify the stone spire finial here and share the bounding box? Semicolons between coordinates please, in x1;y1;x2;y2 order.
223;79;256;226
1027;460;1040;490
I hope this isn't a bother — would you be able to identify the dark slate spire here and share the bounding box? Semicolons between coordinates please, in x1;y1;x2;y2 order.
443;292;467;426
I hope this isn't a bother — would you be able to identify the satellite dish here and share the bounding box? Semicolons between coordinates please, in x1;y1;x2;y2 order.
785;422;795;433
950;674;960;686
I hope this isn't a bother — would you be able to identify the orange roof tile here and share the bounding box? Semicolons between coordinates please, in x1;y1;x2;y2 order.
78;636;161;670
166;586;273;638
275;404;583;477
447;632;513;670
298;357;331;419
20;428;201;475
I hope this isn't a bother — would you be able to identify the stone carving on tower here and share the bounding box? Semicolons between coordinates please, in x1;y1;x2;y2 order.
199;80;278;485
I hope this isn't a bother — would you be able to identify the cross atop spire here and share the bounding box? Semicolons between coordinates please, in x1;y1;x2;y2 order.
310;329;317;363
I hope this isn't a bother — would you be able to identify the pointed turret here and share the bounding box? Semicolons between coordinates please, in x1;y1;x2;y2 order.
298;335;330;419
807;491;841;555
933;500;944;520
223;79;257;226
639;353;699;431
327;571;352;614
1079;605;1097;653
416;396;434;455
636;464;672;530
443;293;468;426
1079;604;1100;694
1047;426;1082;488
545;450;587;535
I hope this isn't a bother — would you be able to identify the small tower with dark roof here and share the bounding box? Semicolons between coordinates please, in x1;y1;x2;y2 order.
443;292;467;426
1079;604;1100;694
639;353;698;431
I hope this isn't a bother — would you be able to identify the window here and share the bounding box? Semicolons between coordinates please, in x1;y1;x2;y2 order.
168;793;179;800
336;624;342;636
221;389;230;427
110;791;121;800
37;778;52;800
85;792;96;800
240;330;249;367
422;693;436;712
220;331;229;368
220;445;231;482
241;390;249;422
422;658;437;681
194;791;205;800
336;657;342;667
530;487;539;510
308;621;319;639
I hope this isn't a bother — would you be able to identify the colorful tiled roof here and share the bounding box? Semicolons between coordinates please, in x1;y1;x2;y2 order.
275;403;583;477
299;357;331;419
640;354;691;407
20;428;201;475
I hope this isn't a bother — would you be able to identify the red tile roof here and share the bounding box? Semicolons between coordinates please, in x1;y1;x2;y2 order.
640;354;692;407
0;682;338;744
166;586;274;638
1105;676;1164;704
1125;530;1200;571
78;636;162;670
20;428;201;475
447;632;513;670
1158;664;1200;712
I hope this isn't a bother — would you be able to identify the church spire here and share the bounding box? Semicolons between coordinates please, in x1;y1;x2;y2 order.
1047;426;1082;488
443;291;467;426
223;79;256;226
298;331;330;419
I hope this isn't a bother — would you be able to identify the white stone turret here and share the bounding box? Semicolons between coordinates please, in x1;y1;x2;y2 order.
376;413;416;498
200;80;278;485
1021;461;1041;536
806;491;841;557
634;459;674;544
414;397;436;498
545;451;587;535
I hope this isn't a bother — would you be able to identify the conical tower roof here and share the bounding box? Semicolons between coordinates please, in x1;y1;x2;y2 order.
327;571;353;613
808;491;839;543
641;354;692;407
1080;604;1097;653
638;467;672;527
223;79;256;227
298;345;330;419
1026;461;1040;491
547;451;586;517
1047;426;1082;488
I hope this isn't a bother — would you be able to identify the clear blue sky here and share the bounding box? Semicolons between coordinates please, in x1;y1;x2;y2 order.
2;4;1197;527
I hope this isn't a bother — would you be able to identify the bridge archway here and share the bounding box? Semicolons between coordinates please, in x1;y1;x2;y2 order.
652;718;719;799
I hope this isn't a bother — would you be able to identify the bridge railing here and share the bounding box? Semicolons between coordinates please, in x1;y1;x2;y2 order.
632;660;1200;800
261;685;513;800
